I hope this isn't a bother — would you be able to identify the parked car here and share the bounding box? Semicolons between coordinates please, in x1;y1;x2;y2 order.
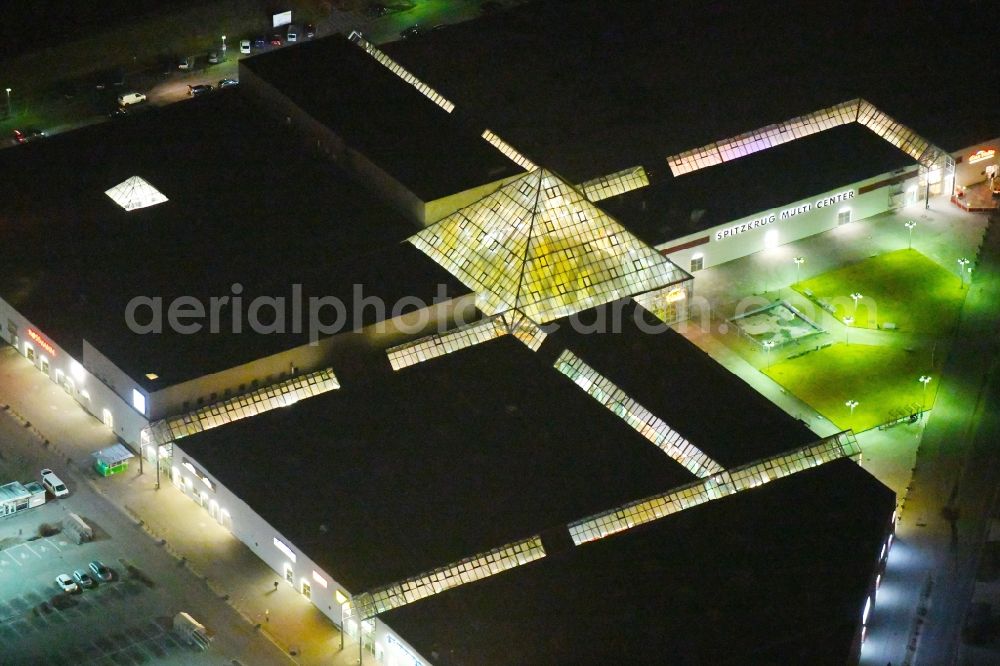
240;39;251;54
12;128;45;144
72;570;96;589
286;24;298;43
270;34;283;46
400;25;422;39
208;51;220;65
55;574;79;594
304;23;315;39
188;84;213;96
177;56;193;70
218;78;238;89
253;36;266;49
89;560;114;582
40;468;68;497
117;91;146;106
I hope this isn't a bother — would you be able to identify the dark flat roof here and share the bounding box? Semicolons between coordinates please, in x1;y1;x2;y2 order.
382;458;894;665
0;91;465;389
241;35;522;201
383;0;1000;183
537;301;817;468
599;124;915;246
177;336;694;592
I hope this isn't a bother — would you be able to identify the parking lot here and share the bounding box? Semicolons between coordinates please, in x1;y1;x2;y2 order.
0;363;290;665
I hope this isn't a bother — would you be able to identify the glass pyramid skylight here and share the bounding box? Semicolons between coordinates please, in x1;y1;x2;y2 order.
410;168;690;323
105;176;168;211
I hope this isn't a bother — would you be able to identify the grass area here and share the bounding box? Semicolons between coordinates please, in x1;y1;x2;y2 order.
764;343;939;432
792;249;967;334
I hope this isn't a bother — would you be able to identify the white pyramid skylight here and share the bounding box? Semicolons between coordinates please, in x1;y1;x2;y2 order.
410;168;689;323
105;176;168;211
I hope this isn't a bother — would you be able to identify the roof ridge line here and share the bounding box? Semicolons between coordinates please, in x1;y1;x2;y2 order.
512;168;545;312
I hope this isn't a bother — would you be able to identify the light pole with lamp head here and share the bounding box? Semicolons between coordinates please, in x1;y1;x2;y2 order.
845;399;859;424
221;34;227;51
850;292;863;316
905;220;916;250
843;315;854;345
918;375;931;415
793;256;804;285
763;339;775;370
958;258;970;289
4;88;10;117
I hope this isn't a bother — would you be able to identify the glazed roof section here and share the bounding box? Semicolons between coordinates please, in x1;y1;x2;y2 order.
0;91;464;389
382;458;894;665
410;168;690;323
177;336;694;592
536;302;817;468
383;0;999;183
240;34;522;201
600;123;914;245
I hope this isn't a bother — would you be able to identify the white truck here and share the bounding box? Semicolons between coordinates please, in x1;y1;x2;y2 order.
173;612;213;650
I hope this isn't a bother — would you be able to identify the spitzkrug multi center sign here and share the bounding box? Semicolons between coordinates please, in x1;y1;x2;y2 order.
714;189;855;241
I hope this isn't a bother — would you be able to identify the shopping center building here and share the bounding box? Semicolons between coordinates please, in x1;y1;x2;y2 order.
1;0;996;662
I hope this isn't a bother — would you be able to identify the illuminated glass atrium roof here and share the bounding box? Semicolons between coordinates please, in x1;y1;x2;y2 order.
410;168;689;323
104;175;168;211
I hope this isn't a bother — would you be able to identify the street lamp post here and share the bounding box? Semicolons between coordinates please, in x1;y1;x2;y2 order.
845;399;859;423
793;256;805;285
4;88;10;117
905;220;916;250
850;292;863;317
843;315;854;345
957;258;970;288
918;375;931;415
221;35;227;51
763;339;775;370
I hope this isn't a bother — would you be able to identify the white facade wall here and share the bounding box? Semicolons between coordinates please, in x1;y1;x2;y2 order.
0;296;148;444
659;170;918;272
953;138;999;188
171;443;429;666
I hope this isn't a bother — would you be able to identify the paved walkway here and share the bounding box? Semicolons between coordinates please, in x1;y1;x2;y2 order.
861;211;1000;665
675;199;1000;664
0;345;362;664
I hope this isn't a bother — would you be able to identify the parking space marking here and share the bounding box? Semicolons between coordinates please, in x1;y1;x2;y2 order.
44;535;72;551
1;549;23;567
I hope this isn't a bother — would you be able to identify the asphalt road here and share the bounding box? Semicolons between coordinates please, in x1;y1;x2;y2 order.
0;386;289;665
862;213;1000;665
4;0;525;135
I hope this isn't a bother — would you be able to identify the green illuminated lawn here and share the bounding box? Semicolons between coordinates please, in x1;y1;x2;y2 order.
793;249;966;334
764;343;939;432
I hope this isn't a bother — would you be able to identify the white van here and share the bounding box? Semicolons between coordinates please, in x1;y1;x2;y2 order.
40;468;69;498
117;92;146;107
240;39;251;54
286;24;298;42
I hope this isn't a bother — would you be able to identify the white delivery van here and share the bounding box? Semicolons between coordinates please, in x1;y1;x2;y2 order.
240;39;251;54
117;92;146;107
286;24;298;42
40;468;69;498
